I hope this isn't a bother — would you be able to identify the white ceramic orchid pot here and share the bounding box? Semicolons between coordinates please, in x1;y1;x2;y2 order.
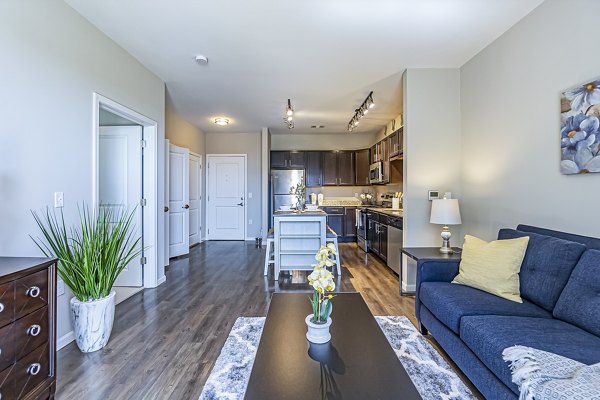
70;291;116;353
306;314;332;344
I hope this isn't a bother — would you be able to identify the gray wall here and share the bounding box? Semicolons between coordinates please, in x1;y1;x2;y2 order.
403;69;462;247
0;0;166;342
460;0;600;240
206;132;263;239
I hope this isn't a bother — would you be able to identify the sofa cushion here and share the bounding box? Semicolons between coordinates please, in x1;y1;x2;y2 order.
553;249;600;336
498;229;586;311
419;282;551;334
460;315;600;394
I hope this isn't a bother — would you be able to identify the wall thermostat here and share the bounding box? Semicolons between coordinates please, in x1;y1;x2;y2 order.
428;190;440;201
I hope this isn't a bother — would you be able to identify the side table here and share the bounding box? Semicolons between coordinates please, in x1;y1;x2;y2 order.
400;247;462;295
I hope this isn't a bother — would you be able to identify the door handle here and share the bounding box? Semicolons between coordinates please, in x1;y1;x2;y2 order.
237;202;244;206
183;204;190;209
164;206;169;212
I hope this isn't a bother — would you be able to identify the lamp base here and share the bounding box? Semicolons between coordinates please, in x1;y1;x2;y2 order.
439;225;453;254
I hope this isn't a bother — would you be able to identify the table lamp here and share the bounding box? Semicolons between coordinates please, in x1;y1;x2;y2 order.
430;198;462;254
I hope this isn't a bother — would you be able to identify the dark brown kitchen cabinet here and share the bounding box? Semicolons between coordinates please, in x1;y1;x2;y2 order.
337;152;355;185
270;151;305;168
344;207;357;241
389;129;403;158
370;145;377;163
288;151;306;168
270;151;287;168
367;212;388;261
305;152;322;187
321;151;355;186
378;223;388;261
355;149;370;185
322;207;344;239
321;152;338;186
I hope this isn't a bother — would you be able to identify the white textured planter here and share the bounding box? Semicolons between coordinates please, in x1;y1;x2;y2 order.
305;314;332;344
70;291;116;353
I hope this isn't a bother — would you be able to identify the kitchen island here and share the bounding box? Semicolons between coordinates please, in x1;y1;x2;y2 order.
272;210;327;280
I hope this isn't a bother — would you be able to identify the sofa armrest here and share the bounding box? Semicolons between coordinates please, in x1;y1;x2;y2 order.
415;259;461;329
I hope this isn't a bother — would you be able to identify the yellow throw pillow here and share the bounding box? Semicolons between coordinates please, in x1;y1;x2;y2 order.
452;235;529;303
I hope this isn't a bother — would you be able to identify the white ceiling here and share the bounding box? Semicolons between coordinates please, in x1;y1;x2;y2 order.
65;0;543;135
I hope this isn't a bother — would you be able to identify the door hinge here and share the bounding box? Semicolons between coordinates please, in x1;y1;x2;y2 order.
140;198;147;207
141;139;147;148
140;256;147;265
208;228;210;235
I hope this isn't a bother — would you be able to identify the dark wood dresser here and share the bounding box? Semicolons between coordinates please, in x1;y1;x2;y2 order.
0;258;57;400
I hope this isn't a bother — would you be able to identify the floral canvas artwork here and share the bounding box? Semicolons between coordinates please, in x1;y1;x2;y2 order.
561;79;600;174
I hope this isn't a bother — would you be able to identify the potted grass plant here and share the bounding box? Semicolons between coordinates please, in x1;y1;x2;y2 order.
31;205;141;353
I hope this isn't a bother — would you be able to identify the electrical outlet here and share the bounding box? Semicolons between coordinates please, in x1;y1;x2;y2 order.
54;192;64;208
57;279;65;296
248;219;253;225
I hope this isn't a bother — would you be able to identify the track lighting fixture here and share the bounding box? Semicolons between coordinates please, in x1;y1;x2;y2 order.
284;99;294;129
347;91;374;132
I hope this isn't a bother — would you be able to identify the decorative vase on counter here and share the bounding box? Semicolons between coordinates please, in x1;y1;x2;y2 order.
306;314;332;344
70;291;116;353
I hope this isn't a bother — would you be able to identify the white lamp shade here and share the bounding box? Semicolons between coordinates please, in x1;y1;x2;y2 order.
430;198;462;225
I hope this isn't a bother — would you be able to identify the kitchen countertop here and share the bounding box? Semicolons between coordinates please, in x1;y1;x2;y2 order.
370;208;404;218
320;200;362;206
274;210;327;216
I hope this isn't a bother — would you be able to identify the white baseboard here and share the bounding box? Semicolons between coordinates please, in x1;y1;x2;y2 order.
157;275;167;286
245;237;256;241
57;331;75;350
402;282;416;293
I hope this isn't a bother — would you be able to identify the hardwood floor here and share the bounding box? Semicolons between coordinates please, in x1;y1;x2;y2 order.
56;241;478;399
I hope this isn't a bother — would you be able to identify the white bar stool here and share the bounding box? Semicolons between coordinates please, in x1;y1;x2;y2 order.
326;226;342;275
264;228;274;276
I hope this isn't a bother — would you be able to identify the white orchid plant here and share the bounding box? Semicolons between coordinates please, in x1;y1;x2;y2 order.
308;244;337;324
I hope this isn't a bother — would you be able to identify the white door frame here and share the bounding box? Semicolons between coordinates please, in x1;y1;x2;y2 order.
92;92;160;288
189;152;202;245
206;154;247;241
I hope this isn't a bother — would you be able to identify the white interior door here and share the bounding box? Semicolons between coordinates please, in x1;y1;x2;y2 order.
207;155;245;240
169;144;189;257
164;139;170;267
99;126;143;287
189;153;201;246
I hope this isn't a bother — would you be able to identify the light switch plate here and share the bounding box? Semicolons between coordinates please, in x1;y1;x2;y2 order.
54;192;64;208
248;192;253;198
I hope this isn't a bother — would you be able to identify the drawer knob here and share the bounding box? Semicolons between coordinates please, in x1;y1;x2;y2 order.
0;303;4;313
27;363;41;376
27;324;42;337
26;286;40;298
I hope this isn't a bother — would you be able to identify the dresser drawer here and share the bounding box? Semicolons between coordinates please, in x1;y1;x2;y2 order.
14;342;49;399
0;282;15;329
0;364;15;400
15;307;48;360
15;270;48;320
0;323;15;372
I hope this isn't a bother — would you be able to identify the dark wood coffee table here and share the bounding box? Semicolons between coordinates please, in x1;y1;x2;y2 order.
244;293;422;400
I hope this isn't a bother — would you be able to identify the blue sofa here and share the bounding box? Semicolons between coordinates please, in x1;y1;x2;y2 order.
415;225;600;399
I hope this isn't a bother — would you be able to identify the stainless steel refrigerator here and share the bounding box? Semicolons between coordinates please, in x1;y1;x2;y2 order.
271;169;305;222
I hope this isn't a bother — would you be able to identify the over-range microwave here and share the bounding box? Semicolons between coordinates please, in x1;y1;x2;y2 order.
369;161;384;184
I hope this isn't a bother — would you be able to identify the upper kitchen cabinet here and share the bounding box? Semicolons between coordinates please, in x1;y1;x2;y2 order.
389;128;403;159
305;151;322;187
337;151;355;185
322;151;355;186
270;151;305;168
354;149;370;186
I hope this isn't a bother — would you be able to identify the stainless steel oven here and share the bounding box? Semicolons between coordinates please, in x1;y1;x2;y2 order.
369;162;384;184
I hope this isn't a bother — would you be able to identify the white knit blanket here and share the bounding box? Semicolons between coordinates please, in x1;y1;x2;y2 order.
503;346;600;400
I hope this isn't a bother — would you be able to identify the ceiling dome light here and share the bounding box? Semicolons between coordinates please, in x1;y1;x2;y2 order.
214;117;230;126
195;55;209;65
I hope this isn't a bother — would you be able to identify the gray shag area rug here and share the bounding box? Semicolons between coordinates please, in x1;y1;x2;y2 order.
199;316;475;400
